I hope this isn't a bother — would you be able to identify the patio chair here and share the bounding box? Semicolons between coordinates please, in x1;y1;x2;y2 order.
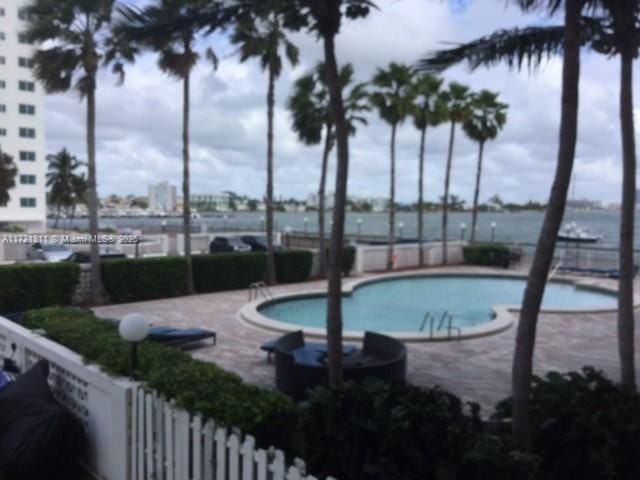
260;338;356;363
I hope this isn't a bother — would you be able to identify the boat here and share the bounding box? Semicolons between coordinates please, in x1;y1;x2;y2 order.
558;221;601;244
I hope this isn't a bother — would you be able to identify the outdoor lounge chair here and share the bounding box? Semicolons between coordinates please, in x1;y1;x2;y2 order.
260;338;356;363
103;318;216;348
273;330;407;401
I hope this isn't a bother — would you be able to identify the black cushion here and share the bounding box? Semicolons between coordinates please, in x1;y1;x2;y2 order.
0;360;86;480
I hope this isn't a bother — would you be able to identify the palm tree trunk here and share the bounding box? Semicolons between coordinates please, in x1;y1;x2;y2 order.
318;123;333;278
418;126;427;267
86;85;104;305
54;205;61;229
265;66;277;286
323;32;348;388
618;49;636;391
512;0;582;450
387;123;397;271
442;120;456;265
183;72;194;295
470;140;485;243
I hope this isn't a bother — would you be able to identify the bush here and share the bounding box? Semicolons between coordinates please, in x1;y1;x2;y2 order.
22;307;300;452
192;253;266;293
101;256;188;303
299;379;538;480
274;250;313;283
342;245;356;276
463;243;510;268
494;367;640;479
0;263;80;313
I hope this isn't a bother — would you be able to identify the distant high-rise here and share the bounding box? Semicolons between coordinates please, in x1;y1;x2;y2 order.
148;181;177;213
0;0;47;231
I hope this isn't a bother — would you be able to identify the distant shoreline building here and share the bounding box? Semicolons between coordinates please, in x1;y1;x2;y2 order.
148;181;177;213
190;192;232;212
0;0;47;232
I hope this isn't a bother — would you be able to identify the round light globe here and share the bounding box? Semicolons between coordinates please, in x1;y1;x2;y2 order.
119;313;151;343
284;226;293;234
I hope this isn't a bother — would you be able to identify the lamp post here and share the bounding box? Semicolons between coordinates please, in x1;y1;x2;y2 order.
284;226;293;250
398;222;404;239
460;223;466;241
222;214;228;231
161;219;167;233
357;218;363;240
260;216;265;231
119;313;151;380
490;221;497;243
303;217;309;234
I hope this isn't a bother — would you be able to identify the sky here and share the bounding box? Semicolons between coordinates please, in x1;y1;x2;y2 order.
44;0;632;206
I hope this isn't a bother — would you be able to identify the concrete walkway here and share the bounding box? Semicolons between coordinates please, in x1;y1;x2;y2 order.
93;266;640;414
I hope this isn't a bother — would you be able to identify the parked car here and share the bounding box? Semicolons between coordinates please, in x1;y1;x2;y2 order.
209;236;251;253
240;235;283;252
27;243;73;262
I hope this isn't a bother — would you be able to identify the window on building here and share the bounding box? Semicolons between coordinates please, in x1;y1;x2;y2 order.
0;105;5;113
0;8;5;17
18;81;35;92
20;175;36;185
18;57;33;69
19;127;36;138
19;104;36;115
0;56;5;65
0;128;6;137
0;80;5;89
20;198;36;208
0;32;5;41
18;8;30;21
18;33;33;45
19;151;36;161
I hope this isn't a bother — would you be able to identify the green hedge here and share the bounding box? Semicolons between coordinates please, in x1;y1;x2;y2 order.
192;253;267;293
0;262;80;313
275;250;313;283
22;307;300;452
463;243;511;268
101;256;188;303
342;245;356;276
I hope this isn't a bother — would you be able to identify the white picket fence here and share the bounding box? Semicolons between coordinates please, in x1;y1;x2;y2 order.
130;386;333;480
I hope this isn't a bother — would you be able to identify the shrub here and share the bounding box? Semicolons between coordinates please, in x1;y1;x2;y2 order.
0;262;80;313
274;250;313;283
342;245;356;276
101;256;188;303
299;379;537;480
463;243;510;268
192;253;266;293
22;307;300;452
494;367;640;480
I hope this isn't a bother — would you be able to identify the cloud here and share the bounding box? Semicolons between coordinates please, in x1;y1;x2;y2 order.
43;0;634;206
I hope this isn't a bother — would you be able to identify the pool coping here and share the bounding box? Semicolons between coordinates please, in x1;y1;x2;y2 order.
237;270;628;343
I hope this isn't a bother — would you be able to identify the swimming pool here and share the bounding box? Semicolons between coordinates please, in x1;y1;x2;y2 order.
255;275;617;337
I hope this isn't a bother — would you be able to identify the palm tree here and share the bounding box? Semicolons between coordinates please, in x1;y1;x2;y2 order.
26;0;135;305
67;174;88;230
419;0;585;449
462;91;508;242
119;0;223;295
440;82;473;265
411;74;447;266
0;150;17;207
46;149;82;229
232;11;299;286
287;62;369;277
369;63;415;271
277;0;375;386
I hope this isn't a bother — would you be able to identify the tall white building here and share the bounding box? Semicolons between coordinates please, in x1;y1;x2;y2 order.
0;0;46;232
148;181;177;213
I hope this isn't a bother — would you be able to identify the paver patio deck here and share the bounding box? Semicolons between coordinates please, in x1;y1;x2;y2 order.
93;266;640;413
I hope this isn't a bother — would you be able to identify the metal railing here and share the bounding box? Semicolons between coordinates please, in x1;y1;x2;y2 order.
420;311;461;340
248;281;274;301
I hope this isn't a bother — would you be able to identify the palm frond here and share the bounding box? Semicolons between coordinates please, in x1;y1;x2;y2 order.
417;26;565;73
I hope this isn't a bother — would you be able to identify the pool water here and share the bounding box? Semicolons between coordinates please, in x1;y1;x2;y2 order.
259;276;616;332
